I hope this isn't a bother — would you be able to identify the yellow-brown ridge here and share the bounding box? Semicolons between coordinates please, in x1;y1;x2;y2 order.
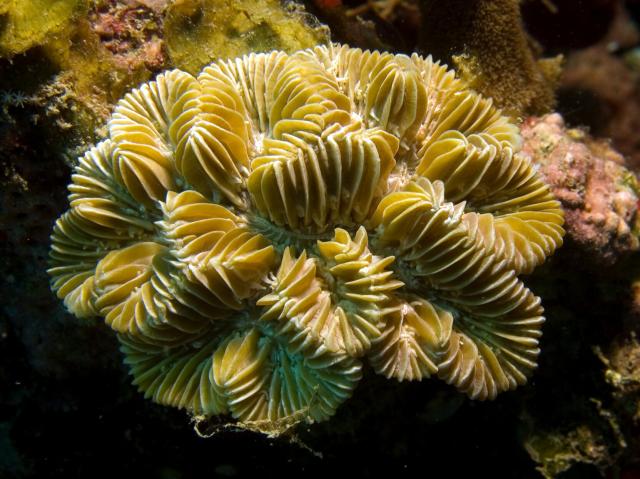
48;43;564;431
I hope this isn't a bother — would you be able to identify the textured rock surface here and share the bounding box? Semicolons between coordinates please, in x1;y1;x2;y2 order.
521;113;640;267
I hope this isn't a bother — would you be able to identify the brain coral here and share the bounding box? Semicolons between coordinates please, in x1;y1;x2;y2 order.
48;43;564;431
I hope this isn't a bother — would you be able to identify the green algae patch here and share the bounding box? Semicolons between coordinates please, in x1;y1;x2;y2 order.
0;0;88;58
164;0;328;74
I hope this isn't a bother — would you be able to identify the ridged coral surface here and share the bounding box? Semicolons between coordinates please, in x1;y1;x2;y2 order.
48;43;564;430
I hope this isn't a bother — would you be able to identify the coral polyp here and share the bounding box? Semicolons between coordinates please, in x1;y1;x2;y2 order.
48;43;564;431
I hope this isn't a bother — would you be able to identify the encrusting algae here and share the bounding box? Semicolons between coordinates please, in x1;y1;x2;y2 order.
0;0;86;57
164;0;328;74
47;43;564;433
0;0;327;161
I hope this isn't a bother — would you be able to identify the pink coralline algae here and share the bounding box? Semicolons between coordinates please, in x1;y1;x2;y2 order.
521;113;640;267
89;0;167;72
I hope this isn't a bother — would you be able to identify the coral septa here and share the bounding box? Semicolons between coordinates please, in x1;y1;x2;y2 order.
211;327;361;424
47;43;566;431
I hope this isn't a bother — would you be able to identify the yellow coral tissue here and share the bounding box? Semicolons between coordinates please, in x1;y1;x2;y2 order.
47;44;564;432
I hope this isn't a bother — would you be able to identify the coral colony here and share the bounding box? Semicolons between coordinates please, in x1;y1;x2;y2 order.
48;44;564;432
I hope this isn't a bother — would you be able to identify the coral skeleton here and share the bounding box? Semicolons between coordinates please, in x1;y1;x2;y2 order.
48;43;564;431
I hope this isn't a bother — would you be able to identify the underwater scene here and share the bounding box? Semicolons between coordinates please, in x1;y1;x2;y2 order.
2;0;640;477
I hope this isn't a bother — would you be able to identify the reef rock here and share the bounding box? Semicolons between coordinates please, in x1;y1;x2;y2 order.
521;113;640;268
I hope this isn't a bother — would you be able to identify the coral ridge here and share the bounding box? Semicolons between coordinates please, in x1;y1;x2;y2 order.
48;43;564;431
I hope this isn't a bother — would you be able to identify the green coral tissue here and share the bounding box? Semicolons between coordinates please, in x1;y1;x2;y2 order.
47;43;565;431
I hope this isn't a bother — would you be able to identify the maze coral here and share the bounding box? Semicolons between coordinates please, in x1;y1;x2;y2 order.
48;44;564;431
